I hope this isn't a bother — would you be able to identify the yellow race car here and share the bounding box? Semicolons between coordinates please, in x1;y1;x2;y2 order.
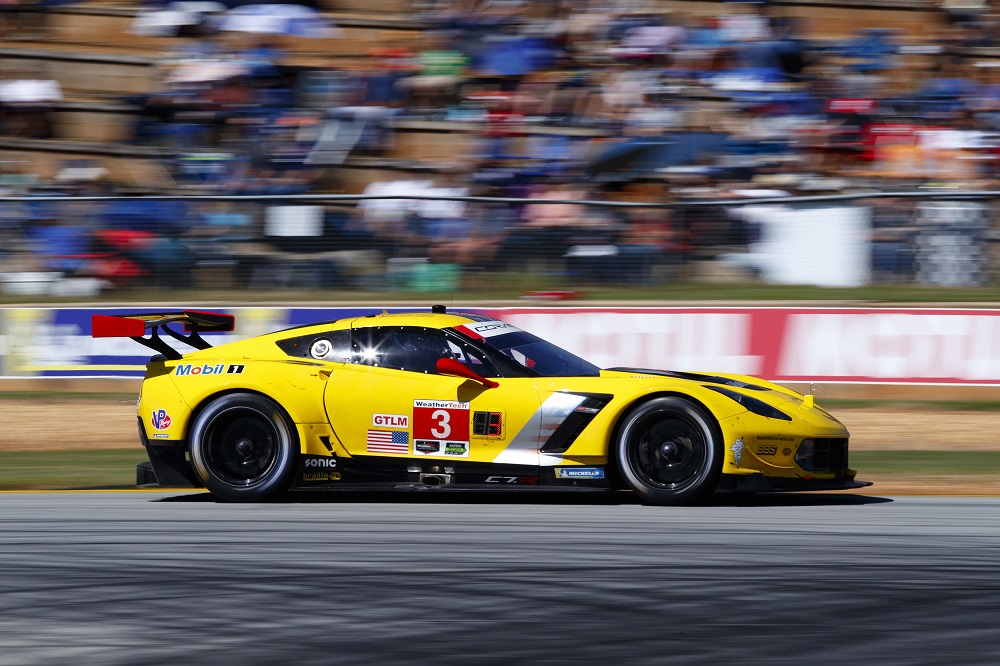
92;306;869;504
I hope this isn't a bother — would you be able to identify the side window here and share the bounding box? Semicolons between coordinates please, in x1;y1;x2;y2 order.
275;329;352;362
443;333;500;378
358;327;452;374
356;326;509;375
284;326;501;376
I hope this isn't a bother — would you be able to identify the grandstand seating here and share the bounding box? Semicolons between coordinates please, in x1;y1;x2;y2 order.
0;0;993;194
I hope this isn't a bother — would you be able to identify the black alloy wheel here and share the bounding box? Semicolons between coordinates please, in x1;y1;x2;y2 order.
189;393;298;501
615;397;722;505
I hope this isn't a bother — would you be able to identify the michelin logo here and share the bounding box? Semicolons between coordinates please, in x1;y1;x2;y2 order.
554;467;604;479
731;439;745;467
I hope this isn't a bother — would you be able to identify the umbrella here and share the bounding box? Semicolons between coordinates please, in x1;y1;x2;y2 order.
218;0;318;7
587;133;732;182
476;37;556;77
217;4;340;38
165;59;248;84
0;79;62;104
129;1;226;37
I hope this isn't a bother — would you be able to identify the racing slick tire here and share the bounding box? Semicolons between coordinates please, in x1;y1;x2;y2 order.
189;393;298;502
615;397;723;505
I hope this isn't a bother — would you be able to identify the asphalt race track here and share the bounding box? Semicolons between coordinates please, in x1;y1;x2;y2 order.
1;490;998;665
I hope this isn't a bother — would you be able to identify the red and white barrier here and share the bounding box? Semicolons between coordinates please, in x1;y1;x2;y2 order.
491;307;1000;386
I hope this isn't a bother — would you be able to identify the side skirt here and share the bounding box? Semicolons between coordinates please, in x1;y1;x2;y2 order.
291;454;611;491
142;443;201;488
716;473;873;493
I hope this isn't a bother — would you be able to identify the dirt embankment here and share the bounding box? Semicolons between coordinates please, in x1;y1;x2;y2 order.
835;409;1000;451
3;401;997;452
0;400;138;451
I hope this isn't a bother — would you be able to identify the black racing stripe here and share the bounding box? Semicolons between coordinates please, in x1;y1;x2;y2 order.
607;368;769;391
540;393;614;454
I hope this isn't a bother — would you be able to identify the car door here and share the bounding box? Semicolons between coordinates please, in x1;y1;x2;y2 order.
323;324;542;467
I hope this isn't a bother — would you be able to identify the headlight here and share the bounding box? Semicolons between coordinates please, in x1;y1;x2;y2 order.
704;385;792;421
795;439;815;470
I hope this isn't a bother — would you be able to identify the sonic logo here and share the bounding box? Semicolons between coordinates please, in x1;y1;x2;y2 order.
151;409;172;430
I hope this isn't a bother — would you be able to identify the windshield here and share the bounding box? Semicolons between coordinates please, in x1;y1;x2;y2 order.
453;323;601;377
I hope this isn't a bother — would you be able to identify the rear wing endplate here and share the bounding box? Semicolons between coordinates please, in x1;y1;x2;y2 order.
92;310;235;360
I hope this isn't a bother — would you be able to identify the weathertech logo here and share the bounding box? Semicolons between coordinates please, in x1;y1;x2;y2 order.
414;400;469;410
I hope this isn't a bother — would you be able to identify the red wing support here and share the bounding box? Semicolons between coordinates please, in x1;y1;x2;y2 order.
92;310;235;360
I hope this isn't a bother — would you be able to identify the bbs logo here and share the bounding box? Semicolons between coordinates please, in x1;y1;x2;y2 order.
304;458;337;468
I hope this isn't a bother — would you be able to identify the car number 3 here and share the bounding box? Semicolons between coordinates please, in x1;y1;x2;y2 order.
430;409;452;439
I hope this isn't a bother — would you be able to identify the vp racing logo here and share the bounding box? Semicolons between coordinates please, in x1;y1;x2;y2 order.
151;409;172;430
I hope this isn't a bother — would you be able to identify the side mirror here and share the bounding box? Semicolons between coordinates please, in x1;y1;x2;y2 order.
436;358;499;389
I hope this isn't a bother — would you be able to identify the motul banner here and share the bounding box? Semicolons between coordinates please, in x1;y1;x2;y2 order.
487;307;1000;385
2;306;999;385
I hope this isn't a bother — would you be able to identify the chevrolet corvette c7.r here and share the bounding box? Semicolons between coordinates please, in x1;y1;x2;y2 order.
91;306;868;504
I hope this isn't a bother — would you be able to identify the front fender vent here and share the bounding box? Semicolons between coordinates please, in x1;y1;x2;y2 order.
540;393;613;454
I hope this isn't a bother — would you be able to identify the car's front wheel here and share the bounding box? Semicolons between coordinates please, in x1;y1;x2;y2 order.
615;397;722;505
189;393;298;502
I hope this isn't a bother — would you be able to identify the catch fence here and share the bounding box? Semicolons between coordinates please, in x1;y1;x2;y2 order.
0;190;996;296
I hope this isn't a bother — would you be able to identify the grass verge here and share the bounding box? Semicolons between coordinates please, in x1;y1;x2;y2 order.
0;449;149;490
0;449;997;491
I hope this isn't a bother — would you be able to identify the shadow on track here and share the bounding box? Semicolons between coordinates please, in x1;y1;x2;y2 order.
155;489;893;506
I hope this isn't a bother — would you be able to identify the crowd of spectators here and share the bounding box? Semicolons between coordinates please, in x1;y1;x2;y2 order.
2;0;1000;293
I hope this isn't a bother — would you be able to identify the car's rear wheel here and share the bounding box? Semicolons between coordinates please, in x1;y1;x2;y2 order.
189;393;298;502
615;397;722;505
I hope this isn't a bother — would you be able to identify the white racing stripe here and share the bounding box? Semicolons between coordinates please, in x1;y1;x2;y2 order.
493;392;587;466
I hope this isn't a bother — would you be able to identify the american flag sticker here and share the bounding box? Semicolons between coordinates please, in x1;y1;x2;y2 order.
367;430;410;454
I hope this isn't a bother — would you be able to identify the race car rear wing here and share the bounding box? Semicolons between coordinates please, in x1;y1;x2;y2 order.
92;310;235;360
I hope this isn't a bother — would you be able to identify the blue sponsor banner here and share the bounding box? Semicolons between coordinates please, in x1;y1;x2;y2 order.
0;306;487;378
